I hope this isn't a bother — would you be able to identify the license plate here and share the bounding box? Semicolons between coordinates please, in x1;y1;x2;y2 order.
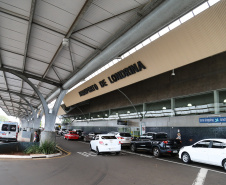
126;138;129;140
173;150;178;153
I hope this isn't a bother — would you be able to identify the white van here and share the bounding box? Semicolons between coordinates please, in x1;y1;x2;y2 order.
0;122;18;142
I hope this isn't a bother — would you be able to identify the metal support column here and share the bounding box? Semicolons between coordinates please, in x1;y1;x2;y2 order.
171;98;175;117
214;90;220;114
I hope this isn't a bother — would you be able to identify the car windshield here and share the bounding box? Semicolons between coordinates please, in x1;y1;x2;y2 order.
70;132;77;135
101;136;117;139
120;133;131;137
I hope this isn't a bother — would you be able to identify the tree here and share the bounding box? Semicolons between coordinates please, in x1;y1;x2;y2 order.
0;115;9;122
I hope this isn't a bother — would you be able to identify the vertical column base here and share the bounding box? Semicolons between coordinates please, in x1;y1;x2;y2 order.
40;131;56;145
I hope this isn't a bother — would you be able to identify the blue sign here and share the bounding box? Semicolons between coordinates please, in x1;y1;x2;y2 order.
199;117;226;123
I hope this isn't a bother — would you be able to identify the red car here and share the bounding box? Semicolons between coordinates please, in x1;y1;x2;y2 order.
64;131;79;140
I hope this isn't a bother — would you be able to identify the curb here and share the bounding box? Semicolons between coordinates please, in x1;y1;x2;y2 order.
0;151;62;159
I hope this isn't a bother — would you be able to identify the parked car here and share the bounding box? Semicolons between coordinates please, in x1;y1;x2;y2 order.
84;132;101;142
114;132;132;147
58;128;67;136
0;122;18;142
130;132;182;157
140;132;156;139
90;134;121;155
64;131;79;140
72;129;84;139
179;138;226;171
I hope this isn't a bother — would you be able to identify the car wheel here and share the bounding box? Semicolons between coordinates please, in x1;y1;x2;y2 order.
222;159;226;171
90;145;93;151
116;152;120;155
130;144;137;152
96;147;100;155
153;147;161;158
182;152;191;163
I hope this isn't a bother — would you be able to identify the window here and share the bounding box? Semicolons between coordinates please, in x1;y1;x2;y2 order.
2;124;8;131
95;136;99;140
194;140;211;148
120;133;131;137
101;136;117;139
212;141;225;149
9;125;16;132
156;134;168;139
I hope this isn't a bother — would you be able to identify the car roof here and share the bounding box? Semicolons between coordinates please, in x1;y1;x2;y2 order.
201;138;226;143
97;134;115;136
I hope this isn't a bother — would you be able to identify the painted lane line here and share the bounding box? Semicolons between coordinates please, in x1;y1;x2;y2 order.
192;168;208;185
156;158;226;175
77;152;97;157
122;150;153;158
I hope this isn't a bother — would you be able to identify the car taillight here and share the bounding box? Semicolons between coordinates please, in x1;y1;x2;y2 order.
117;137;124;139
119;141;121;145
99;141;104;145
163;141;168;144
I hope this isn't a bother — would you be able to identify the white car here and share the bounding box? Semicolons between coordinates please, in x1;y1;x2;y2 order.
90;134;121;155
179;139;226;171
114;132;132;147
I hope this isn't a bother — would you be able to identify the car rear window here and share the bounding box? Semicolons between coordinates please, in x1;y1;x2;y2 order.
101;136;117;139
156;134;168;139
120;133;131;137
2;124;9;131
9;125;16;132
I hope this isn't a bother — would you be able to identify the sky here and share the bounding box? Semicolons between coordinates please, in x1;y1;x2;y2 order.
0;108;20;122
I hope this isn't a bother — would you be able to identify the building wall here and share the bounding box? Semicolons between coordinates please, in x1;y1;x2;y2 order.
67;51;226;115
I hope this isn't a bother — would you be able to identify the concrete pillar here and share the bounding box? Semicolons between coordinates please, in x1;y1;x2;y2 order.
171;98;175;117
214;90;219;114
143;103;146;119
40;131;56;144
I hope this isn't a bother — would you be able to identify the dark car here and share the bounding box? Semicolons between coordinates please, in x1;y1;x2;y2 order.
130;132;182;157
84;132;101;142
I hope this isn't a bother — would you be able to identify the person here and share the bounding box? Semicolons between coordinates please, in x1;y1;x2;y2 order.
33;131;40;142
176;132;181;140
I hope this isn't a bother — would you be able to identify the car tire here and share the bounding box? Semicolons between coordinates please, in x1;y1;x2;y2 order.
130;144;137;152
182;152;191;163
222;159;226;171
116;152;120;155
153;147;161;158
90;145;92;151
96;147;100;155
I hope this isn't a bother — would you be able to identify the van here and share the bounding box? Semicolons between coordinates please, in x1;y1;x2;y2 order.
0;122;18;142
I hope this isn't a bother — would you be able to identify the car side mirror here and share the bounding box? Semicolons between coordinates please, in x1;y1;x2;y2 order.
192;145;196;148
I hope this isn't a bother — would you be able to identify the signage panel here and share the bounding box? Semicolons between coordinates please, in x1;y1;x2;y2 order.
199;117;226;123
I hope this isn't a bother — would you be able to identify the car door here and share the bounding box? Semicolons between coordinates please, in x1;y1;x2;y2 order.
207;141;226;166
91;136;99;151
189;140;211;163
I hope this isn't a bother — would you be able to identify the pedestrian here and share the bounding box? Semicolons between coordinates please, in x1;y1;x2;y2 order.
176;132;181;140
33;131;40;142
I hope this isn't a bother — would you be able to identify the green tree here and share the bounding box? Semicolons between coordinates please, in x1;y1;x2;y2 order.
62;117;71;124
0;115;9;122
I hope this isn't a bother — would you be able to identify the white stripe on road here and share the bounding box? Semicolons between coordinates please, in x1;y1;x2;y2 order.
78;141;225;175
122;150;153;158
192;168;208;185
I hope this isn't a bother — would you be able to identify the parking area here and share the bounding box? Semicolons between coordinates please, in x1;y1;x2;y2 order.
0;136;226;185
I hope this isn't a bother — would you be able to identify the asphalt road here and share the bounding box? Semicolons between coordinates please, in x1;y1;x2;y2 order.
0;137;226;185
